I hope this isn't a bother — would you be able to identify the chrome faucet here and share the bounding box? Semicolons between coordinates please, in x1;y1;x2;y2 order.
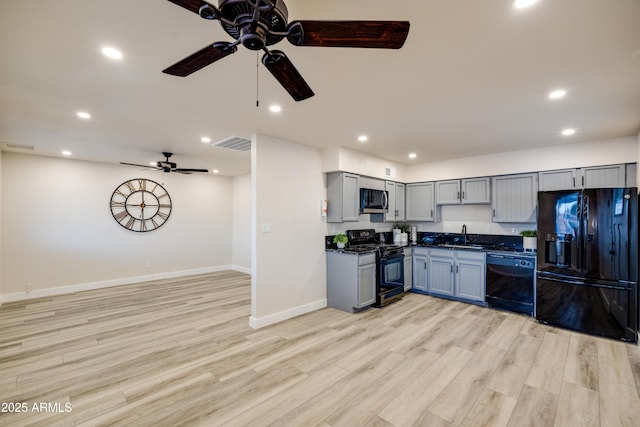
462;224;467;245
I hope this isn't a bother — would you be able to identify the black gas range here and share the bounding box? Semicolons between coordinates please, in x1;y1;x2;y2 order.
346;229;405;307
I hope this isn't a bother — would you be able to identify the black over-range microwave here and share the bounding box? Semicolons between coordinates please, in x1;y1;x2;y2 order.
360;188;389;213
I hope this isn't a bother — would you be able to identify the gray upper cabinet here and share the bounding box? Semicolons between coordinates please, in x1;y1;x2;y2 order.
538;169;577;191
461;177;491;204
435;180;461;205
627;163;637;188
581;165;625;189
326;172;359;223
539;164;627;191
406;182;436;221
492;173;538;223
436;178;490;205
385;181;406;222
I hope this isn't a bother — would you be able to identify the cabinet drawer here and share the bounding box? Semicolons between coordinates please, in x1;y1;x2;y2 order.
359;253;376;266
455;250;486;262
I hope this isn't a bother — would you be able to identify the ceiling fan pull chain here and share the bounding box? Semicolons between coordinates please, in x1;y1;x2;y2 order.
256;51;260;107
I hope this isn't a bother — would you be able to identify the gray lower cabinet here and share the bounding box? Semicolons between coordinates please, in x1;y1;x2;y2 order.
326;251;376;312
492;173;538;223
429;251;455;297
454;251;486;303
415;248;486;303
403;248;412;292
412;249;429;292
326;172;359;223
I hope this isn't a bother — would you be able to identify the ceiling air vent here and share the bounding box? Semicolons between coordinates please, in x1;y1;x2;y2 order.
212;136;251;152
385;166;396;178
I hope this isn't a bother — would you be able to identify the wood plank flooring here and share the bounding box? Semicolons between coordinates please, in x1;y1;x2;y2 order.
1;271;640;426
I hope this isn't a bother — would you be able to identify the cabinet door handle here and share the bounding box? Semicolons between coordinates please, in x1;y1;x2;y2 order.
582;176;585;186
457;191;460;200
456;265;459;274
573;177;576;188
462;191;465;200
430;209;433;218
450;265;453;273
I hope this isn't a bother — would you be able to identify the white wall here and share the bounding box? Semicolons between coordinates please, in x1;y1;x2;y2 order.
323;146;406;182
251;134;327;328
406;136;637;182
232;174;251;273
1;153;234;301
0;150;3;297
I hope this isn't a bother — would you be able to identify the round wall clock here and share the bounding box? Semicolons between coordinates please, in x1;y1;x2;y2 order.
110;178;172;232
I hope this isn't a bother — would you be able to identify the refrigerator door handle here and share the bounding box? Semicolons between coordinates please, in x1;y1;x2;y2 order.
540;275;629;290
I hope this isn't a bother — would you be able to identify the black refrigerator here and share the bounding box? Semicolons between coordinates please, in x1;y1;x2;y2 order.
536;188;638;342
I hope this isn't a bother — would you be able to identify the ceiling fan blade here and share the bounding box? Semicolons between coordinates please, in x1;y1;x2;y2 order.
288;20;410;49
120;162;160;170
262;50;314;102
174;168;209;173
163;43;236;77
166;0;218;17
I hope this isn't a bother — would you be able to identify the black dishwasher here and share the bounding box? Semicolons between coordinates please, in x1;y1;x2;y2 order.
486;252;536;316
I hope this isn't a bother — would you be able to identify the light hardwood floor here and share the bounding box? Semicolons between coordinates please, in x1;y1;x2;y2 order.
1;271;640;426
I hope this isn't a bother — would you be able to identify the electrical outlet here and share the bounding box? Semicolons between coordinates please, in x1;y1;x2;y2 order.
145;261;152;269
26;282;33;293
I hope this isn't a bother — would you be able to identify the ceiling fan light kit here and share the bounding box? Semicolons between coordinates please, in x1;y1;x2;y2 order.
164;0;410;101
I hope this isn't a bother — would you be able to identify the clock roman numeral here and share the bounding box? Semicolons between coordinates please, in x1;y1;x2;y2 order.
137;179;146;191
140;220;147;232
157;211;169;221
125;181;136;193
125;217;136;230
113;210;128;222
111;200;125;208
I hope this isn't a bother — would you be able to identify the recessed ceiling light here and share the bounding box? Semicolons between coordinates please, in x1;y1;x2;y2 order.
513;0;538;9
269;105;282;113
61;150;72;156
408;153;417;159
562;128;576;136
102;47;123;60
212;169;220;174
201;136;211;143
548;89;567;99
358;135;368;143
76;111;91;119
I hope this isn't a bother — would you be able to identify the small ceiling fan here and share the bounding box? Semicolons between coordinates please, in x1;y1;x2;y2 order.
163;0;410;101
120;152;209;174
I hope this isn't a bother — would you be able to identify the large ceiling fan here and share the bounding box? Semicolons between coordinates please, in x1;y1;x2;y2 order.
163;0;410;101
120;152;209;174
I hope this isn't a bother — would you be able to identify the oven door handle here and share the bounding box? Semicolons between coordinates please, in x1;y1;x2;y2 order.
381;254;404;263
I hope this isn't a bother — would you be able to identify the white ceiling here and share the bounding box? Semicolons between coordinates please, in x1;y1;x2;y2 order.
1;0;639;176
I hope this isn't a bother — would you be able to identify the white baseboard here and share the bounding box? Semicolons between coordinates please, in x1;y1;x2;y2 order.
0;265;234;304
231;265;252;275
249;299;327;329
